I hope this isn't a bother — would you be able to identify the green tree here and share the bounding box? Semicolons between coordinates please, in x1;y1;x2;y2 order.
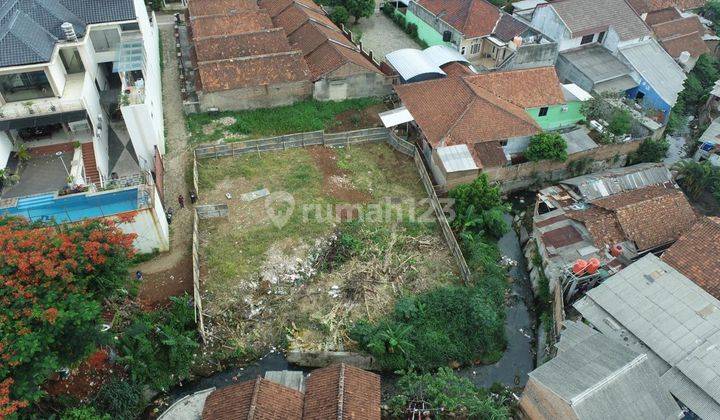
692;54;720;89
329;5;349;26
607;108;633;136
673;160;720;200
525;132;568;162
388;368;511;418
0;218;136;414
344;0;374;22
449;174;509;238
627;137;669;164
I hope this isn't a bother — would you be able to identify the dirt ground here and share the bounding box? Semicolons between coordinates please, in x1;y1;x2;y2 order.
135;24;194;308
328;103;385;133
44;350;118;403
196;143;458;352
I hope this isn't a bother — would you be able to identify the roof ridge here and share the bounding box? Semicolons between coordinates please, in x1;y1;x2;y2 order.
194;27;286;41
337;363;345;420
443;95;477;146
571;353;648;404
199;50;303;63
247;376;262;420
462;75;541;124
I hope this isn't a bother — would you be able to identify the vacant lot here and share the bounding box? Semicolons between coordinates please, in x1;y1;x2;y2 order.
187;98;386;144
196;143;458;352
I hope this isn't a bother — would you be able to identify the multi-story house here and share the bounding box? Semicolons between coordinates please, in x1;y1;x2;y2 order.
0;0;169;252
530;0;686;121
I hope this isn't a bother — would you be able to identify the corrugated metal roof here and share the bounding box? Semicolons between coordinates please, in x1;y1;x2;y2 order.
529;320;680;420
620;39;686;106
561;163;672;201
561;45;634;84
385;45;470;82
379;106;414;127
699;119;720;145
562;83;593;102
436;144;478;172
574;254;720;417
562;128;598;154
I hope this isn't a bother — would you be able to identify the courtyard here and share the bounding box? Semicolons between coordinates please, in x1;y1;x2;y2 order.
195;143;458;352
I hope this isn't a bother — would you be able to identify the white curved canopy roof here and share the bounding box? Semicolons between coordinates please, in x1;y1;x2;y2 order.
385;45;471;81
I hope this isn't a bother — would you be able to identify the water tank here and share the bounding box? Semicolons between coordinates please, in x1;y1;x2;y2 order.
572;259;588;275
678;51;691;65
61;22;77;42
587;258;601;275
443;30;452;42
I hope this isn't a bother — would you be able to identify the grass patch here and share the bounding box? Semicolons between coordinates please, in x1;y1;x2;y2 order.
186;98;383;144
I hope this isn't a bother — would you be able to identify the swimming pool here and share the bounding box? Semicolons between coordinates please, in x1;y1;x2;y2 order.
1;187;139;223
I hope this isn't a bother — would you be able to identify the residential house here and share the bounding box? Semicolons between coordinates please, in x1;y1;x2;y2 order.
693;118;720;166
642;7;709;70
574;254;720;419
627;0;706;16
404;0;556;70
520;320;681;420
0;0;168;252
187;0;390;111
392;66;587;187
531;165;692;299
261;0;391;101
662;217;720;300
159;363;382;420
531;0;685;121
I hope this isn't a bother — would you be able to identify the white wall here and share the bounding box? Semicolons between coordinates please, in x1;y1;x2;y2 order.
47;55;68;96
116;186;169;253
531;7;569;46
0;131;12;169
135;4;165;156
121;104;156;169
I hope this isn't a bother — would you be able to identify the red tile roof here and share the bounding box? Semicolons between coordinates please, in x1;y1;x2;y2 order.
202;377;304;420
661;217;720;300
200;365;381;420
415;0;501;38
570;186;696;251
303;364;381;420
651;16;709;59
194;29;293;62
628;0;705;13
472;141;508;168
395;67;564;148
190;12;274;38
440;61;475;76
197;51;311;92
644;7;681;25
187;0;258;17
259;0;324;18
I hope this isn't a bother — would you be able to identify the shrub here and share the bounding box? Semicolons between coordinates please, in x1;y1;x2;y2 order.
381;2;395;16
329;5;350;26
61;405;111;420
524;132;568;162
627;137;669;165
92;378;142;419
350;281;507;371
116;295;199;391
406;23;418;38
607;108;633;136
673;160;720;200
449;174;509;238
387;368;511;418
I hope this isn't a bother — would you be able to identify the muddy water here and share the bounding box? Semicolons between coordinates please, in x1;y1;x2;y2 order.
456;213;536;389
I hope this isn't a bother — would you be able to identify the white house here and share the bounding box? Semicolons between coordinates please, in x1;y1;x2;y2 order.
0;0;168;252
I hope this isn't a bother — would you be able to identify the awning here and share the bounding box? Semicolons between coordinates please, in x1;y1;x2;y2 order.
562;83;593;102
113;39;145;73
0;110;88;131
594;75;638;93
379;106;414;127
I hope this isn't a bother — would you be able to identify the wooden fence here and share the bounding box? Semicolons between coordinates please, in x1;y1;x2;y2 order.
196;204;229;219
194;127;390;158
412;150;472;284
191;208;207;343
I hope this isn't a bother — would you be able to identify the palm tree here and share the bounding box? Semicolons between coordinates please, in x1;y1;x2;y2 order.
673;160;720;200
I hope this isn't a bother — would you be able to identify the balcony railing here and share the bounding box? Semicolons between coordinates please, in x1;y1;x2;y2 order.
0;99;85;120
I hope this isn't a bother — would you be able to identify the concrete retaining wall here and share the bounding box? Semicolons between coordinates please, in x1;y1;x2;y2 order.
286;351;380;370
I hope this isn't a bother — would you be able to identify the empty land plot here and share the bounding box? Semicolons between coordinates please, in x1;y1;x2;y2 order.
196;143;458;353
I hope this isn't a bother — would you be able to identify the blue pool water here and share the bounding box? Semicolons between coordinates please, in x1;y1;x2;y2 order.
1;187;139;223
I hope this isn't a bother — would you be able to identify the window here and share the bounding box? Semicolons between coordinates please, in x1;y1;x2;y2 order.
598;31;606;43
0;71;54;102
580;34;594;45
538;107;549;117
60;48;85;74
90;28;120;52
121;22;140;32
471;43;481;55
461;46;466;55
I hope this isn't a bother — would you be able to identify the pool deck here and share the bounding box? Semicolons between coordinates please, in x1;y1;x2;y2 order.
1;153;71;199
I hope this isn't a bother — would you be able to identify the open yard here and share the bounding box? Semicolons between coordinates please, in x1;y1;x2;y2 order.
187;98;387;144
196;143;459;353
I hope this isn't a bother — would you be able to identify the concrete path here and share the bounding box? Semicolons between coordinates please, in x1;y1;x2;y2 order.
137;24;193;274
664;134;687;167
350;8;420;61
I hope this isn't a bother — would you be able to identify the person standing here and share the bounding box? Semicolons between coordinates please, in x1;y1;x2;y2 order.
178;194;185;209
189;190;197;204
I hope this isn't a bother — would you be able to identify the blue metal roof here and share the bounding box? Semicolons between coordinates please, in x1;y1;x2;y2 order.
0;0;136;68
